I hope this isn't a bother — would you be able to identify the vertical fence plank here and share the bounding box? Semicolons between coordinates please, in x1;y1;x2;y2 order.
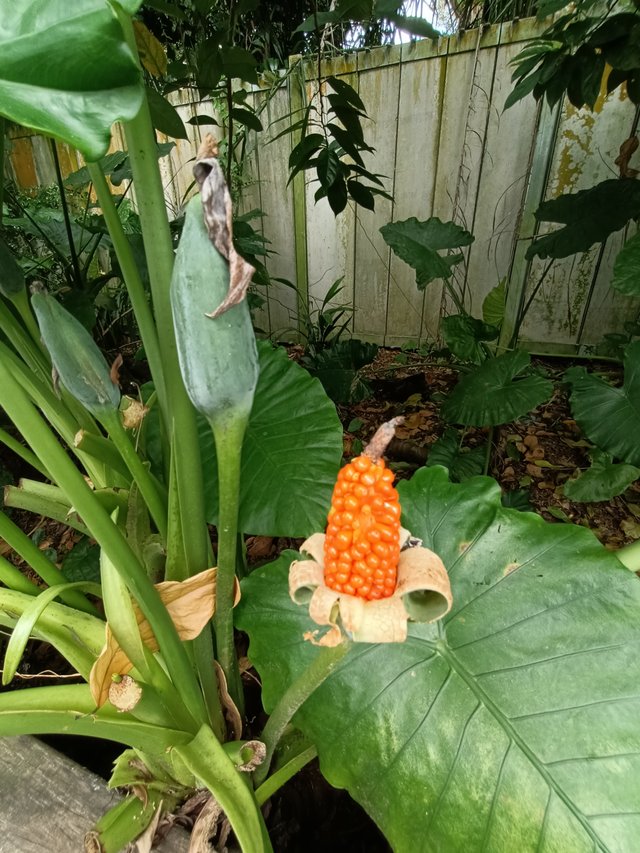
352;45;402;344
384;37;445;347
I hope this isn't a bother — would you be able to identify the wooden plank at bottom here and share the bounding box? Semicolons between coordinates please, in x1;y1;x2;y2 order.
0;736;190;852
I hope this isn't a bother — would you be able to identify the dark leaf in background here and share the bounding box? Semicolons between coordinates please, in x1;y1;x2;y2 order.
145;87;188;139
563;449;640;502
381;217;474;288
527;179;640;260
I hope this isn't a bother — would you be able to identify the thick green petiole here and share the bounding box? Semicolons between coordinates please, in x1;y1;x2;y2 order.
211;416;248;710
253;642;349;787
100;410;168;540
175;724;273;853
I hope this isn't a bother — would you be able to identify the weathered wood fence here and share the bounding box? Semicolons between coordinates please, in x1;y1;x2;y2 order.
4;17;639;353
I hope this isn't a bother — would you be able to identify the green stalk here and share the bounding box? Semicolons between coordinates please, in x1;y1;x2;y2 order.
0;360;208;728
8;288;43;349
175;724;273;853
0;511;98;615
73;429;131;481
0;683;193;753
0;426;50;478
254;745;317;806
211;417;247;710
253;642;349;787
4;481;90;536
0;340;106;487
117;16;210;573
86;162;168;417
0;297;50;381
0;554;40;596
100;410;168;540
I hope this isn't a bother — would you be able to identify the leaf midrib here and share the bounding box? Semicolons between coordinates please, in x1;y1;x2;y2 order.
436;639;610;852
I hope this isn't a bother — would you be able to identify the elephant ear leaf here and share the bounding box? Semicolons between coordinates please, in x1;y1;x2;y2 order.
566;341;640;466
0;1;143;160
237;467;640;852
442;350;553;426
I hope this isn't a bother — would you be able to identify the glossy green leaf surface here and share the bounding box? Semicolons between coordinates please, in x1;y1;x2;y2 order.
426;428;486;481
567;343;640;465
563;450;640;502
202;343;343;537
237;467;640;852
442;350;553;426
0;0;143;160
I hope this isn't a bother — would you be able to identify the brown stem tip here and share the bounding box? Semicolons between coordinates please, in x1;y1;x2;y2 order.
363;417;405;463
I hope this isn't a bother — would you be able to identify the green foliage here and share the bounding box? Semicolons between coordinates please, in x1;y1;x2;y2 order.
563;449;640;502
0;0;143;159
441;314;499;364
526;180;640;261
303;338;378;403
426;428;486;481
566;343;640;466
612;231;640;298
201;342;343;537
237;466;640;852
507;6;640;111
286;76;391;214
442;350;554;426
380;217;474;288
62;537;101;584
482;279;506;328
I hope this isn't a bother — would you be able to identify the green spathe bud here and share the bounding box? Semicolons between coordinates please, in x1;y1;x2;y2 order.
171;194;258;426
0;236;25;298
31;288;121;414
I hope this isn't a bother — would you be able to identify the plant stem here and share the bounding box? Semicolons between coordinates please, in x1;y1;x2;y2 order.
254;745;317;806
0;427;50;478
49;139;83;287
0;361;208;728
4;481;90;536
0;511;97;614
0;554;40;596
86;162;168;418
614;539;640;572
211;416;247;710
175;724;273;853
253;641;349;786
100;410;168;540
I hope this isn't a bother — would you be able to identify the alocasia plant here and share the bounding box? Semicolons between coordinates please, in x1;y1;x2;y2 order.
1;3;640;852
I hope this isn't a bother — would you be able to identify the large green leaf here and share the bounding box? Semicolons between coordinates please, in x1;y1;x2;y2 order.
202;342;343;537
563;449;640;502
612;231;640;297
566;343;640;465
0;0;143;160
380;217;474;289
236;466;640;851
442;350;554;426
527;180;640;260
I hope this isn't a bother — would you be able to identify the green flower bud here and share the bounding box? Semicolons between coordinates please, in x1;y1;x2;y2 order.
31;288;120;414
171;194;258;427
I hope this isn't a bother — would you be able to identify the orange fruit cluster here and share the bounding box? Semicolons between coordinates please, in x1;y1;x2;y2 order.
324;454;401;600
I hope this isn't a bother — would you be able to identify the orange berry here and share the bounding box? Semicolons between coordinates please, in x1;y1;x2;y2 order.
323;451;400;601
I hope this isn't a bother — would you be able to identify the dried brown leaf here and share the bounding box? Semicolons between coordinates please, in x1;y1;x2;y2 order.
90;568;217;707
193;135;255;318
615;135;639;178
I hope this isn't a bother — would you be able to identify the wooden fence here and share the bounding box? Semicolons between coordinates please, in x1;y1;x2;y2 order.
4;17;639;353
